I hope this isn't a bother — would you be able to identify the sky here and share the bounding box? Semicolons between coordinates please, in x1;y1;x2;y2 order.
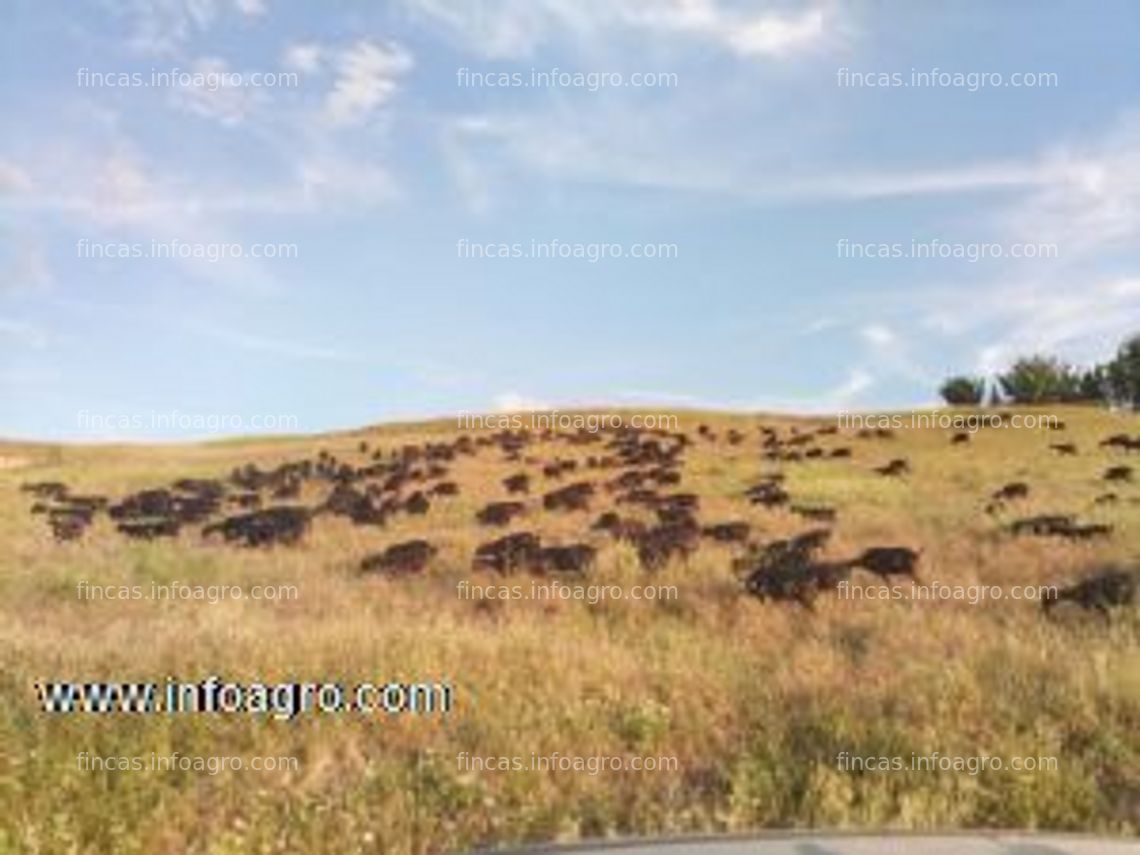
2;0;1139;440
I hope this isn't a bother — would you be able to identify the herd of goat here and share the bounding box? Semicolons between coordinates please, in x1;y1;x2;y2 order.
16;418;1140;617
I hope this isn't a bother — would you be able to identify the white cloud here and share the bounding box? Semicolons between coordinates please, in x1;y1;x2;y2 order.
297;154;399;209
0;366;60;388
492;392;550;412
402;0;838;60
597;0;837;58
442;106;1140;246
858;322;935;387
185;322;359;362
909;274;1140;376
0;161;34;194
1001;118;1140;254
881;122;1140;376
0;146;292;294
0;240;53;295
402;0;575;58
860;324;897;348
2;135;398;222
0;318;49;350
169;57;262;125
613;368;877;414
233;0;267;17
442;106;1059;210
283;43;323;75
797;317;837;335
830;368;874;404
324;40;413;126
111;0;270;53
88;151;159;227
970;277;1140;372
727;7;827;57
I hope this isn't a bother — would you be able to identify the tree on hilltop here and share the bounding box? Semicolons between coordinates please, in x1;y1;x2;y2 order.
939;375;986;405
997;356;1084;404
1105;333;1140;409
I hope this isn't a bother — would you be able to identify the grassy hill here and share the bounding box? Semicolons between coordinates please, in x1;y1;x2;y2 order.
1;407;1137;853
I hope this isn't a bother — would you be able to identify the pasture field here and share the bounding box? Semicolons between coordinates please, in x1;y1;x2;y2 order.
0;406;1138;854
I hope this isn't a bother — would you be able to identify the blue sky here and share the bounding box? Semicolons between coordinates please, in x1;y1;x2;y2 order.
2;0;1139;439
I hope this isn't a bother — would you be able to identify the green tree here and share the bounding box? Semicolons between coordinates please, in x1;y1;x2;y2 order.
1076;365;1109;403
939;375;986;406
997;355;1082;404
1105;333;1140;409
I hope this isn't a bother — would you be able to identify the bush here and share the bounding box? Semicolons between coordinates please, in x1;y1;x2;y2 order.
997;356;1083;404
939;376;986;406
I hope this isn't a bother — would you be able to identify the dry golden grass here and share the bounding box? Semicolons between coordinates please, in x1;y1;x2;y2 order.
0;407;1138;853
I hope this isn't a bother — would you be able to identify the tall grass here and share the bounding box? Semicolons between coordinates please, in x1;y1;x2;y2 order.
1;407;1137;853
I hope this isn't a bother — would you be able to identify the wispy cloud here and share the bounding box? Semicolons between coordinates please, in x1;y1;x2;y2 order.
0;317;50;349
283;43;323;75
445;108;1087;206
323;40;414;126
168;56;267;125
0;238;53;295
184;321;361;362
2;144;289;294
860;324;896;348
0;160;34;194
1000;116;1140;254
110;0;273;54
402;0;841;60
967;278;1140;372
492;392;551;412
610;368;879;414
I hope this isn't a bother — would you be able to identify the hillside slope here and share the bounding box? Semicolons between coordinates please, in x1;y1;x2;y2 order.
1;407;1138;853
